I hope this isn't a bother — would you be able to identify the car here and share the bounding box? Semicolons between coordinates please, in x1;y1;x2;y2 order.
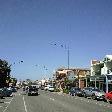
82;87;105;100
92;89;105;100
0;87;12;97
27;85;38;96
104;91;112;104
48;86;54;92
40;86;44;90
44;85;51;91
69;87;83;96
22;87;26;91
8;87;17;92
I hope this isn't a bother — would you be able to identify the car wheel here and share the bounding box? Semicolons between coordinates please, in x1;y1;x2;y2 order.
92;94;96;100
28;93;30;96
84;93;87;98
106;99;110;103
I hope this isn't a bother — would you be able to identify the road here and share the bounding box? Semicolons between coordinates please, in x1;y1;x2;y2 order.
0;89;112;112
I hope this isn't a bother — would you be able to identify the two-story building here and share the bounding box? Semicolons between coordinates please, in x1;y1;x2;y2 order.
55;68;90;90
91;55;112;92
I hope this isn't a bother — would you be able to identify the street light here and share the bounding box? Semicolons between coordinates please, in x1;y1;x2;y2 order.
105;75;108;93
67;45;70;69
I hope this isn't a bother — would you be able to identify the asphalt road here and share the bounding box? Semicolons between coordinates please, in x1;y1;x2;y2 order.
0;89;112;112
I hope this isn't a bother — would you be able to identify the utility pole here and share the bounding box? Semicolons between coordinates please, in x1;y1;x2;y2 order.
67;45;70;70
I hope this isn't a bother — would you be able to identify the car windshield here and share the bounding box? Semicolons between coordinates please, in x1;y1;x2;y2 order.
92;89;102;92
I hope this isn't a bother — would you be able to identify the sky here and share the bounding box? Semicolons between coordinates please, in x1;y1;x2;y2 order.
0;0;112;80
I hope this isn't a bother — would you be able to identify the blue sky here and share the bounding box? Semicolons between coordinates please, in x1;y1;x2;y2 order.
0;0;112;80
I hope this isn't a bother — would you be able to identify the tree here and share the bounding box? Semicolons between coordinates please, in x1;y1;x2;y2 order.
0;59;11;87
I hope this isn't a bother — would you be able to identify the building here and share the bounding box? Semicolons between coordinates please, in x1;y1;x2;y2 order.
54;68;90;90
91;55;112;92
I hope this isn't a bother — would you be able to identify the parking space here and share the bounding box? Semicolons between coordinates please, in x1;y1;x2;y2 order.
0;96;14;112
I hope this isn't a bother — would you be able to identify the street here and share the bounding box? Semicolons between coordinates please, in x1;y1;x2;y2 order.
0;89;112;112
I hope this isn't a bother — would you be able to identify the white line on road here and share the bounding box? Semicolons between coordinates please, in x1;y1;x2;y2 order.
50;98;55;101
4;102;10;104
3;98;13;112
23;96;28;112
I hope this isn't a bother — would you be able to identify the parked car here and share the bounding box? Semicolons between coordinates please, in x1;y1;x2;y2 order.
40;86;44;90
8;87;17;92
82;87;105;100
48;86;54;92
104;91;112;104
12;87;17;92
22;87;25;91
44;85;51;91
1;87;12;97
27;85;38;96
69;87;83;96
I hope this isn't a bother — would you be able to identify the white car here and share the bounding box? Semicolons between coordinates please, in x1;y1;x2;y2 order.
48;86;54;92
44;85;51;91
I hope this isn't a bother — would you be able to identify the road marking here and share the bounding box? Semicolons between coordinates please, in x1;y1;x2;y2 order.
99;104;102;106
23;96;28;112
4;102;10;104
3;98;13;112
50;98;55;101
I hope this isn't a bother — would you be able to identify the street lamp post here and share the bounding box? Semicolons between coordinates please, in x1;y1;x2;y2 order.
67;45;70;70
105;75;108;93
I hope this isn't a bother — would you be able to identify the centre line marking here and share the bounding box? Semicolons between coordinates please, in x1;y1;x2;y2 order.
23;96;28;112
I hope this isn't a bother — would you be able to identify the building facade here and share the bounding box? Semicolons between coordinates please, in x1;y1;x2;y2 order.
54;68;90;90
91;55;112;92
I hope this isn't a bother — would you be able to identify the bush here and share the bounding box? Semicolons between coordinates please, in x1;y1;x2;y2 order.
54;88;60;92
63;88;69;94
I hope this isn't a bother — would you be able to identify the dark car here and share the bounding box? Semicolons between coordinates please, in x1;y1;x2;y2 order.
28;86;38;96
69;87;83;96
0;88;12;97
8;87;17;92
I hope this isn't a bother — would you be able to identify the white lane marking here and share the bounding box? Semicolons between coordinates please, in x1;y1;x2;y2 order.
99;104;102;106
50;98;55;101
4;102;10;104
23;96;28;112
3;98;13;112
